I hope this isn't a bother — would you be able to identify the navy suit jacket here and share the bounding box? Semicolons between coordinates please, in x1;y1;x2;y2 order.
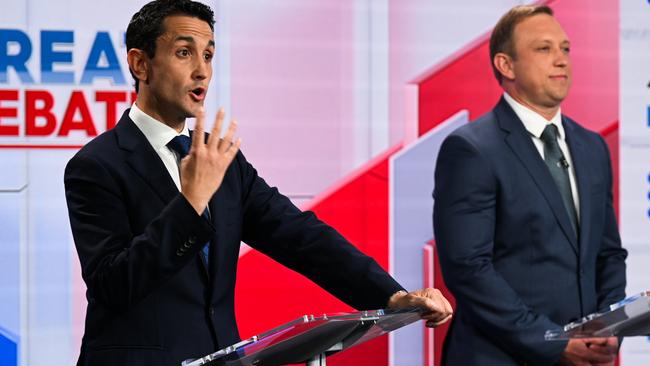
433;98;627;365
64;110;404;366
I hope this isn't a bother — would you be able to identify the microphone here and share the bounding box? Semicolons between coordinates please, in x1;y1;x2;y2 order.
558;158;570;169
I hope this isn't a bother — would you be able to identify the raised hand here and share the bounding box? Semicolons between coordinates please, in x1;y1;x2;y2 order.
180;108;242;214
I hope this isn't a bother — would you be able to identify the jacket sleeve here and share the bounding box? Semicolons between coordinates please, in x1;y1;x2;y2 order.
234;152;405;310
594;135;627;311
433;134;567;365
64;152;214;310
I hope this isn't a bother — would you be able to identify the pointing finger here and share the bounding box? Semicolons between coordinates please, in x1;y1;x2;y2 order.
192;107;206;151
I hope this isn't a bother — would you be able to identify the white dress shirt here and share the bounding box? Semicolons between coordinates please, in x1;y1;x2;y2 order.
129;104;190;191
503;93;580;221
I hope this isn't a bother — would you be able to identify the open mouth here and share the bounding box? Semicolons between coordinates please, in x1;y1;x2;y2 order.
189;87;206;101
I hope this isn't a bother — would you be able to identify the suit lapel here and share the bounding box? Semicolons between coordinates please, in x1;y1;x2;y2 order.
495;99;579;254
115;110;179;204
563;117;592;261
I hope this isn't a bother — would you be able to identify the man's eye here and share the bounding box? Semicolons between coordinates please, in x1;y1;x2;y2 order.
562;47;571;54
537;46;550;52
204;53;213;61
177;49;190;57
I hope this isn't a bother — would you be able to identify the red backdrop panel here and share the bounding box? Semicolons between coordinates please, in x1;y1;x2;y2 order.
235;153;395;366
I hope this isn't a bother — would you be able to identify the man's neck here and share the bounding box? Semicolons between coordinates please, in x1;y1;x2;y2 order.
503;88;560;121
134;98;185;133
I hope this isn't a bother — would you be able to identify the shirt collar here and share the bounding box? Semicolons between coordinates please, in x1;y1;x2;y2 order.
129;103;190;151
503;92;565;140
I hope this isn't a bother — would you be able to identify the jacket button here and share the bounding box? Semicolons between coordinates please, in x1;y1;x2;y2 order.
176;250;183;256
188;236;197;244
208;307;215;316
183;241;192;248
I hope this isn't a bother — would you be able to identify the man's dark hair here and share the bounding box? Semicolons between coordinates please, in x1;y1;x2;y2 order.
126;0;215;92
489;5;554;84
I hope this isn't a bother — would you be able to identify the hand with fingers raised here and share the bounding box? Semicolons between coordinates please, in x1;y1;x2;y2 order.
180;108;242;215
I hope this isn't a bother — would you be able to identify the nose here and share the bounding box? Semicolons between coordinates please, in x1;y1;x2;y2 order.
192;57;209;81
554;47;570;68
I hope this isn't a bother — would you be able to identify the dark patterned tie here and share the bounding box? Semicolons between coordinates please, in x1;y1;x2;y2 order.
540;124;578;236
167;135;211;263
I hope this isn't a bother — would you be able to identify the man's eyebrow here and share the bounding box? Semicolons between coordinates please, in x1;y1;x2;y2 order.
174;36;215;48
174;35;195;43
533;38;570;45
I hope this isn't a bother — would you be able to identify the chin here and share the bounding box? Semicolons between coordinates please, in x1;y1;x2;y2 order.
554;93;569;103
548;90;569;103
184;106;202;118
543;97;565;109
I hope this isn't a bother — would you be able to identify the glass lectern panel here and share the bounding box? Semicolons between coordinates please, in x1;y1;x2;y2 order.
545;291;650;340
182;308;422;366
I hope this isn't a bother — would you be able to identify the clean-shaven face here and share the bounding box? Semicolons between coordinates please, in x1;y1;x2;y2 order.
145;15;215;123
509;14;572;111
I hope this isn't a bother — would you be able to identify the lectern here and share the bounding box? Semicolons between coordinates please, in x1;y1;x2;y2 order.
545;291;650;340
182;308;422;366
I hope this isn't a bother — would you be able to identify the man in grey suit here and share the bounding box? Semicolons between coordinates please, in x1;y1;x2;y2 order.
433;5;627;365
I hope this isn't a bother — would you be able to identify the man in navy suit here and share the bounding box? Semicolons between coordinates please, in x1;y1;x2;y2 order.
433;5;627;366
64;1;452;365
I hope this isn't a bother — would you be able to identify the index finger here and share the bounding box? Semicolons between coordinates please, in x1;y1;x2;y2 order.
442;295;453;315
584;338;611;347
588;344;617;356
412;296;445;314
193;107;206;150
588;339;618;355
426;313;453;328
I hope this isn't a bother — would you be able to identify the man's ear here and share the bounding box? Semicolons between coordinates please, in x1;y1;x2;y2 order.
127;48;149;86
493;52;515;81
